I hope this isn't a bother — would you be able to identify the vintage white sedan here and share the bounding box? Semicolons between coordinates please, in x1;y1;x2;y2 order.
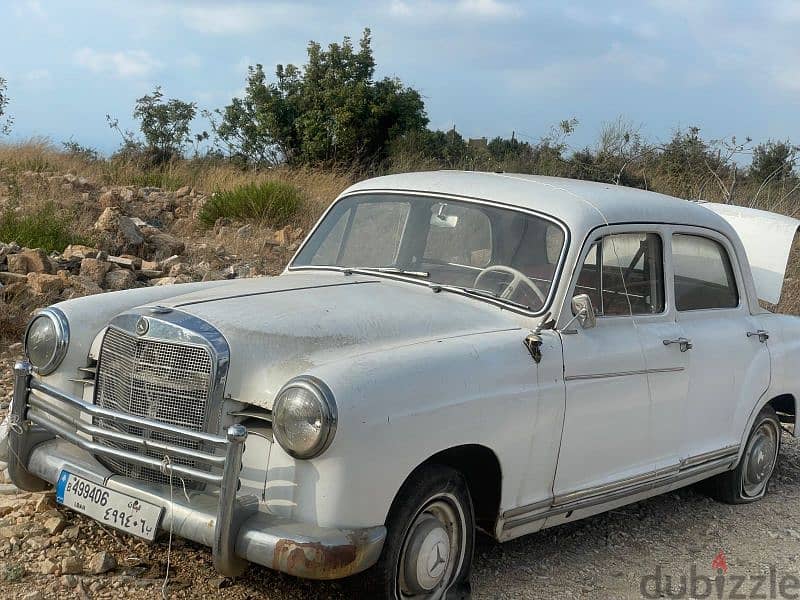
8;171;800;598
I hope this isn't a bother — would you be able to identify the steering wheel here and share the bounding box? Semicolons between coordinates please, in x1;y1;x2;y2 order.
474;265;546;304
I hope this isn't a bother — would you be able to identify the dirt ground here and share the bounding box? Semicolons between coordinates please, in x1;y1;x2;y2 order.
1;346;799;600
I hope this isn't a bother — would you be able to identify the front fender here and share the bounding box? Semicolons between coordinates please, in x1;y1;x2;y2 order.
261;328;546;529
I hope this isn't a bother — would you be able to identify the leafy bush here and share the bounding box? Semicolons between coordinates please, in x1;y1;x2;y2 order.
199;180;304;228
0;203;88;252
62;139;100;162
213;29;427;167
108;86;200;166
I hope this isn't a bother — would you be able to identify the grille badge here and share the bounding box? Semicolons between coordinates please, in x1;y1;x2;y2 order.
135;317;149;336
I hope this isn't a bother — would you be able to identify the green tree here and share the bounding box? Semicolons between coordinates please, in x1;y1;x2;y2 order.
0;76;12;136
216;29;428;167
750;140;798;184
108;86;198;164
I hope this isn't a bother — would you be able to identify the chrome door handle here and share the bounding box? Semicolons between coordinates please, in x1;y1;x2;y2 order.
663;337;693;352
747;330;769;343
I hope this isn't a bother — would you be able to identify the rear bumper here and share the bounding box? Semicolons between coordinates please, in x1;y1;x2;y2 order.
8;361;385;580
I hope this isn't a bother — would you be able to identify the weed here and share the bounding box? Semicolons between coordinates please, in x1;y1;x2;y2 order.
199;180;305;228
0;203;88;252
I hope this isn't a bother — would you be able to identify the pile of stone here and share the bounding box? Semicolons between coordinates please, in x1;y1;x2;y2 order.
0;175;308;332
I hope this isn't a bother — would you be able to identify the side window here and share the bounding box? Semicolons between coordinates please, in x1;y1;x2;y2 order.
575;232;665;316
672;234;738;310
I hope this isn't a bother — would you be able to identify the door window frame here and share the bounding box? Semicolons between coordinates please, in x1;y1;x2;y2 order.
559;224;672;327
669;229;743;313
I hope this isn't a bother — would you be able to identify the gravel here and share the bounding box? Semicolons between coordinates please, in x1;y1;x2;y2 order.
1;348;799;599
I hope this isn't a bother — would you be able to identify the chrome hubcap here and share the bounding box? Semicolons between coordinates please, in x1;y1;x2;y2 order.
399;496;465;598
742;421;779;498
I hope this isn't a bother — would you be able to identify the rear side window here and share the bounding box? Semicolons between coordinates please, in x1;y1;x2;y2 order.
672;234;738;310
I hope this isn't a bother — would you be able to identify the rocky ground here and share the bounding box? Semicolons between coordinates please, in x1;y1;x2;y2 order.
1;170;800;598
0;171;305;340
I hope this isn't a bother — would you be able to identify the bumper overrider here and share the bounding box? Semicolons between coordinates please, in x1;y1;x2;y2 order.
7;361;386;579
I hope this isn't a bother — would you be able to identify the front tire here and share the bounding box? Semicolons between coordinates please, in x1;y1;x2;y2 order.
706;406;781;504
352;464;475;599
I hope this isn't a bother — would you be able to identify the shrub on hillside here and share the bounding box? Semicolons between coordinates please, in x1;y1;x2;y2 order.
199;181;304;228
212;29;427;167
0;203;88;252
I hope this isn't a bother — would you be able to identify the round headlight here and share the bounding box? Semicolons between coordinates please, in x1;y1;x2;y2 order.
272;377;337;459
24;308;70;375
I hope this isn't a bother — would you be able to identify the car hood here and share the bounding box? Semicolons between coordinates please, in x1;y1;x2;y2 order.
141;271;521;407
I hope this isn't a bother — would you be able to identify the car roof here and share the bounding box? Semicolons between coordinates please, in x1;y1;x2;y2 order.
344;170;730;235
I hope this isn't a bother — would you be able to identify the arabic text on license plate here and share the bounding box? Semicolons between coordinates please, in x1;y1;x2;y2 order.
56;471;163;541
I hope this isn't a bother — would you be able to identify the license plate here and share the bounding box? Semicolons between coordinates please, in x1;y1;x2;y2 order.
56;471;164;541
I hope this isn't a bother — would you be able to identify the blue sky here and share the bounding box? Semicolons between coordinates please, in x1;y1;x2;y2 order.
2;0;799;154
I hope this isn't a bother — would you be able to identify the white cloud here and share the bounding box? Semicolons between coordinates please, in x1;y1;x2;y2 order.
15;0;45;17
562;6;660;41
505;43;667;94
772;66;800;94
73;48;162;79
180;3;301;35
25;68;51;82
457;0;519;18
388;0;521;20
177;54;202;69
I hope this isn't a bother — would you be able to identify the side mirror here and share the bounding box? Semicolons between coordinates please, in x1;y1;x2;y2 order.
571;294;597;329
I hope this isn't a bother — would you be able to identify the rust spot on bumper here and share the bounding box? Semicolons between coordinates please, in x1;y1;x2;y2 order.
272;531;371;579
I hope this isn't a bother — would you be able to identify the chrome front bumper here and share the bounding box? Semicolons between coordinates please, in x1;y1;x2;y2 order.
8;362;386;580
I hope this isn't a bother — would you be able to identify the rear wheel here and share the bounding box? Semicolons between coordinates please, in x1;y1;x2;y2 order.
351;464;474;599
706;406;781;504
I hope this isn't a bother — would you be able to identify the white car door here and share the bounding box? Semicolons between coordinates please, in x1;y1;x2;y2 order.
554;230;671;500
670;230;771;460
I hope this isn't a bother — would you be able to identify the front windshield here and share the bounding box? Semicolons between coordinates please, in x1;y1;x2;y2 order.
292;193;566;312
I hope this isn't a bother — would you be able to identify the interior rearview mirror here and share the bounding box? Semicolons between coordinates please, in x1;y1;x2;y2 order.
571;293;597;329
430;203;459;228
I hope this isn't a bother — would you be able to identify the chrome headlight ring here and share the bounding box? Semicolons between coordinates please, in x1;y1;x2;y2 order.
272;376;337;460
23;307;70;375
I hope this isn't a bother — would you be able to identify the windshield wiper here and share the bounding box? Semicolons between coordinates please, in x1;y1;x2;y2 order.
431;284;531;311
343;267;430;278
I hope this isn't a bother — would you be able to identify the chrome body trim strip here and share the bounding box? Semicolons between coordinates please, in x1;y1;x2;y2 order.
501;445;739;532
679;445;739;469
564;366;685;381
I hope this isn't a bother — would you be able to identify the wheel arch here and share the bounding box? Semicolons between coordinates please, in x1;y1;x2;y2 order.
739;391;797;462
398;444;503;535
766;393;797;435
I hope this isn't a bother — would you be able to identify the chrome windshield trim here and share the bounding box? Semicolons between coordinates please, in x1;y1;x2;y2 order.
287;189;572;318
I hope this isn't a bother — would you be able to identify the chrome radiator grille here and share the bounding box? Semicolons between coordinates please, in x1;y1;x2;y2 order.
93;326;215;487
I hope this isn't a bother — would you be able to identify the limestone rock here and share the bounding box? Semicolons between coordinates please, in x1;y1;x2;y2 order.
104;268;137;291
86;550;116;575
79;258;111;285
26;273;64;296
7;249;53;274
